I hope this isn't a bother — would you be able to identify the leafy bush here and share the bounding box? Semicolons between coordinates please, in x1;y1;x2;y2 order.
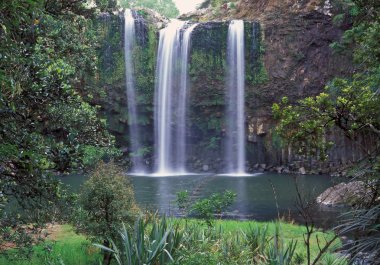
176;190;237;226
81;145;122;167
72;162;138;265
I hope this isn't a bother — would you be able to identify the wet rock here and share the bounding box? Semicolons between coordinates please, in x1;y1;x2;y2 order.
275;166;284;173
316;181;375;207
259;164;266;169
299;167;306;175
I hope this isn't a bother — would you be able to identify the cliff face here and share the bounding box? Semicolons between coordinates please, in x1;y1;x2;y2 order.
95;3;364;173
183;1;357;172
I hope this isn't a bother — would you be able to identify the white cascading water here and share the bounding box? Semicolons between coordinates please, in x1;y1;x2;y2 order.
225;20;247;175
154;21;197;175
175;23;198;173
124;9;144;173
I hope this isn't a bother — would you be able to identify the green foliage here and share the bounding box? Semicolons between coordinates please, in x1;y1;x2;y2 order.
272;76;379;161
119;0;179;18
72;162;137;263
73;162;137;240
0;0;119;253
175;191;191;214
265;223;297;265
244;224;269;255
95;0;117;11
96;216;183;265
81;145;122;167
176;190;237;227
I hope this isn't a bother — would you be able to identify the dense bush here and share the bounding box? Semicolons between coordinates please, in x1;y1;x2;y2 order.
73;162;138;265
176;190;236;226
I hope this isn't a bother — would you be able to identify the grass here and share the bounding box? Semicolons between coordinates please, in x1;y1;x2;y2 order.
0;225;101;265
0;219;342;265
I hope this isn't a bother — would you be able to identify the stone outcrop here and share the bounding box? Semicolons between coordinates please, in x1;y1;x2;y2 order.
316;181;376;206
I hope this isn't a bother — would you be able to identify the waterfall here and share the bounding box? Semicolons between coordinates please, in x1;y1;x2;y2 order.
154;21;197;175
176;23;198;173
124;9;145;173
225;20;247;175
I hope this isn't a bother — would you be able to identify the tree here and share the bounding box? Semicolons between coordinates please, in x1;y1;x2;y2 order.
0;0;119;256
73;162;138;265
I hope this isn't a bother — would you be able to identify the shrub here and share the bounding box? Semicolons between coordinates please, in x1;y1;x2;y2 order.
176;190;237;227
72;162;138;265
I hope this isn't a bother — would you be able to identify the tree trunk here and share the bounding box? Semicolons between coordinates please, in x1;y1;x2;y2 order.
103;240;112;265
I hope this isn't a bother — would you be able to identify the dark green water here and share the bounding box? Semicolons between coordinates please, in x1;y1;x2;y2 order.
60;173;341;228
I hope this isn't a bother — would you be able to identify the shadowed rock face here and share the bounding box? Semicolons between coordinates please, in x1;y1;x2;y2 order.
252;11;353;112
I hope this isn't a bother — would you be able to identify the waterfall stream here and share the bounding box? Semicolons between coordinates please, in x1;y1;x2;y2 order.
225;20;247;175
154;21;197;175
176;23;198;173
124;9;145;173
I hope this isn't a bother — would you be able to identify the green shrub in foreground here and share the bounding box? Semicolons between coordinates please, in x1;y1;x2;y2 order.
72;162;138;265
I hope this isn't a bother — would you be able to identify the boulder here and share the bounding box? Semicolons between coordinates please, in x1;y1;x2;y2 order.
275;166;284;173
202;164;209;172
317;181;375;207
259;164;266;169
299;167;306;175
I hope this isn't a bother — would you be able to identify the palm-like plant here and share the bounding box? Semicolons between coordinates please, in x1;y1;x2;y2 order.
336;205;380;263
265;223;297;265
95;216;184;265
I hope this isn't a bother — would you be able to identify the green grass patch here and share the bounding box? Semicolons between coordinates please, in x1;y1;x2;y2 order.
0;225;101;265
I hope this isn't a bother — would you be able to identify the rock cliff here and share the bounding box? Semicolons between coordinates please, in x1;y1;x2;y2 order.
94;2;367;173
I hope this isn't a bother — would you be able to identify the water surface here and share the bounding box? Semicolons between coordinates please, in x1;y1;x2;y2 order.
61;173;341;228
